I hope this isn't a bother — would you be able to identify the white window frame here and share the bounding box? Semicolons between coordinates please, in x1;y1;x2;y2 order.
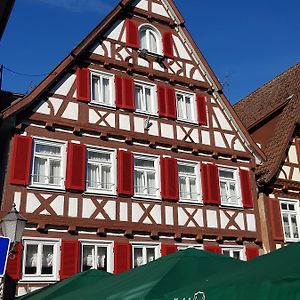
21;238;60;282
133;154;160;199
86;147;116;195
139;24;162;55
80;240;113;273
280;198;300;242
176;90;197;123
176;244;203;251
178;160;201;204
221;246;245;261
131;243;160;268
30;138;66;190
90;71;114;107
218;166;242;208
134;80;157;115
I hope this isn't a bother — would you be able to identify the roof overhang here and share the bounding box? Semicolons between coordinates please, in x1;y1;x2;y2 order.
0;0;15;40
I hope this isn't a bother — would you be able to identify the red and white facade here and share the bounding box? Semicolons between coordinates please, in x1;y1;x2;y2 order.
0;0;264;296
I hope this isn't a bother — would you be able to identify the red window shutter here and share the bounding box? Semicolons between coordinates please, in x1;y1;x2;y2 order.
163;32;174;58
76;67;90;102
196;95;207;126
60;241;80;280
295;138;300;166
122;77;135;110
6;243;22;280
115;75;123;108
158;85;167;117
246;246;259;260
268;198;284;241
161;157;179;201
201;163;209;203
165;86;176;119
240;169;254;209
9;135;32;186
204;245;221;254
114;242;131;274
161;244;177;256
65;143;86;192
125;19;139;49
117;150;133;196
203;163;221;205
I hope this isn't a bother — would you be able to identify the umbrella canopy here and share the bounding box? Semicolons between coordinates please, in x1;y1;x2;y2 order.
168;242;300;300
81;248;244;300
18;269;113;300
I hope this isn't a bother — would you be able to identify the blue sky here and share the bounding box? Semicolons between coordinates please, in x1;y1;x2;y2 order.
0;0;299;103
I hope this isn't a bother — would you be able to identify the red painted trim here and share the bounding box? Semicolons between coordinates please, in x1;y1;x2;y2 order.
60;240;80;280
204;245;221;254
163;32;174;58
6;243;22;280
125;19;139;49
114;242;131;274
268;198;284;241
161;244;177;256
117;150;133;196
161;157;179;201
76;67;90;102
246;246;259;260
240;169;254;208
196;95;207;126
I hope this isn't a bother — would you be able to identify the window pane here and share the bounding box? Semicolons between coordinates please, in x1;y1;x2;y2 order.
179;177;187;199
36;144;61;156
232;251;240;260
177;94;184;119
88;151;110;162
283;214;291;239
222;250;230;257
289;204;295;211
146;248;155;263
185;96;192;120
178;165;194;174
189;178;197;200
82;245;94;271
220;181;227;203
135;85;143;110
135;159;154;168
229;183;238;204
25;244;38;275
41;245;54;275
219;170;234;179
96;247;107;271
134;171;144;194
92;75;100;101
140;30;147;50
102;77;110;104
291;215;299;239
147;172;156;196
33;157;47;184
134;248;143;268
145;87;152;112
87;164;99;188
149;31;157;53
101;165;111;190
49;160;61;185
281;203;288;210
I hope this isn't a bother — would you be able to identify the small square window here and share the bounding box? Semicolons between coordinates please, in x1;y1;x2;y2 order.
132;244;159;268
91;72;113;106
134;81;156;115
176;91;196;123
221;247;244;260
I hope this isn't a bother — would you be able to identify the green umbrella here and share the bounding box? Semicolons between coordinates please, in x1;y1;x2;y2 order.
168;242;300;300
81;248;244;300
18;269;113;300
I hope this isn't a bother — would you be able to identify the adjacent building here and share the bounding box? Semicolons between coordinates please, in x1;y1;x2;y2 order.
0;0;264;296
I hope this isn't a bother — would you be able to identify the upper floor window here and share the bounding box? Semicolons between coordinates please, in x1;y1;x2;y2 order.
132;244;159;268
176;91;196;123
280;200;300;242
91;71;113;106
221;246;245;260
31;139;65;189
219;167;241;207
86;148;116;194
22;239;59;281
178;161;201;203
81;241;113;273
139;25;161;55
134;154;159;198
134;81;156;115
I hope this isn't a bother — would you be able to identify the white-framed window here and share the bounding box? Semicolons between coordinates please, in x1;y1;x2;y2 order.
221;246;245;260
132;243;160;268
177;244;203;251
80;241;113;273
22;238;60;281
134;81;156;115
134;154;159;198
139;25;161;55
31;139;65;189
280;199;300;242
178;161;201;203
90;71;114;106
218;167;241;207
86;148;116;194
176;90;197;123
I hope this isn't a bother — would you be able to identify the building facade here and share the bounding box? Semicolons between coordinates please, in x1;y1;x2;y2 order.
0;0;264;296
234;62;300;252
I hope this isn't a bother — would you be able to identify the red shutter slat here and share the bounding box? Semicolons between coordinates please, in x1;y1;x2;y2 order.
115;75;123;108
6;243;22;280
125;19;139;49
161;244;177;256
295;139;300;166
114;242;131;274
246;246;259;260
240;169;254;209
165;86;176;119
268;198;284;241
65;143;86;192
158;85;167;117
76;68;90;102
9;135;32;186
204;164;221;205
163;32;174;58
161;157;179;201
122;77;135;110
196;95;207;126
117;150;133;196
201;163;209;203
60;240;80;280
204;245;221;254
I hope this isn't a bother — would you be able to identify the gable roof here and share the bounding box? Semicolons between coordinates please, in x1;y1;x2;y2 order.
0;0;264;161
234;62;300;185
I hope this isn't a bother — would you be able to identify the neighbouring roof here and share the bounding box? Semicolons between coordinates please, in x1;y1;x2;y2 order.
234;62;300;185
0;90;24;112
0;0;15;40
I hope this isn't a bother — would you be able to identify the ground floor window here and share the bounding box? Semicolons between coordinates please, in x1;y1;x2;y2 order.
177;244;203;251
132;244;159;268
221;246;245;260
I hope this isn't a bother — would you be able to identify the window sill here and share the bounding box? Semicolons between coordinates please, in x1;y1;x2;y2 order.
220;203;244;210
20;277;59;283
89;102;116;110
176;118;198;126
28;185;65;193
132;196;161;202
134;110;158;118
179;200;203;206
285;238;300;243
84;190;117;197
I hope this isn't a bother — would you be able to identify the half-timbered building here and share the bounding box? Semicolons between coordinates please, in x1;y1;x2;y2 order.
234;62;300;252
0;0;264;296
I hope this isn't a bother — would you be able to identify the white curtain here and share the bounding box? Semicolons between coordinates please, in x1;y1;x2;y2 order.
88;164;99;188
101;166;111;189
25;244;38;274
189;178;197;200
177;95;184;119
291;215;299;238
145;87;152;112
102;77;110;104
229;182;238;204
147;172;156;196
146;248;155;263
92;76;100;101
220;181;227;203
185;96;192;120
149;31;157;53
134;248;143;268
135;171;144;194
34;157;46;184
135;85;143;110
179;177;187;199
49;160;60;185
140;30;147;50
282;214;290;238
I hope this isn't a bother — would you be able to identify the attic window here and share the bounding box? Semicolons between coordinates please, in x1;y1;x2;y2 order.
139;25;161;55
